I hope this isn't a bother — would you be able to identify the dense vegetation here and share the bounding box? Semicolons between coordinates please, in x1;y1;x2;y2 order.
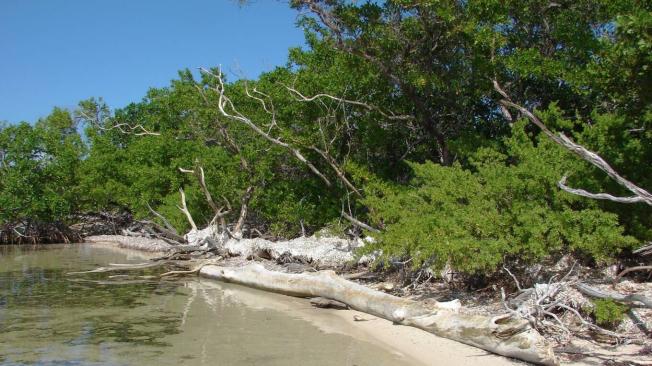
1;0;650;276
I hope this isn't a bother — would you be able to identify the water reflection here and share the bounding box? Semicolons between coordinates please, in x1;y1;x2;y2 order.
0;245;413;366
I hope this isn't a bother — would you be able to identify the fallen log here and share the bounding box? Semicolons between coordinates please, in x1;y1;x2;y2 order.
200;263;558;365
575;283;652;308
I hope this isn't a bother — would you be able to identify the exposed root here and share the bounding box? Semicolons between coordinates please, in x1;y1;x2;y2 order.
1;220;82;244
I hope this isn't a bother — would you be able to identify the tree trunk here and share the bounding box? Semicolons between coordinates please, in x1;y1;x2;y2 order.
200;263;558;365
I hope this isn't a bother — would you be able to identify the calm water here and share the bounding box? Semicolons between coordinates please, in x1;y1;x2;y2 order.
0;245;414;366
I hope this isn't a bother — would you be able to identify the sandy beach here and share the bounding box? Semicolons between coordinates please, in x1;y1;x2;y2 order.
329;308;521;366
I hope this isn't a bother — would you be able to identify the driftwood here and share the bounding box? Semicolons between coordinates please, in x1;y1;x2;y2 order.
200;263;558;365
126;220;186;245
614;266;652;284
633;242;652;256
86;235;175;252
66;261;170;275
159;258;222;278
575;283;652;309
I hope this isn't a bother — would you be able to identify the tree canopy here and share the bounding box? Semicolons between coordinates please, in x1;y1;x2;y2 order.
1;0;650;276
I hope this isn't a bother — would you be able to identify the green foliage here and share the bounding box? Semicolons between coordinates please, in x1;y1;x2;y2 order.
0;109;85;224
2;0;649;279
71;71;345;236
361;117;637;274
591;299;629;328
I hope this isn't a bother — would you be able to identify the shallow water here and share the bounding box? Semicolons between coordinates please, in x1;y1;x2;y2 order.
0;245;414;366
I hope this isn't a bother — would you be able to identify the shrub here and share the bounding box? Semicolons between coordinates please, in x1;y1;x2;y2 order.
360;119;637;275
591;299;628;328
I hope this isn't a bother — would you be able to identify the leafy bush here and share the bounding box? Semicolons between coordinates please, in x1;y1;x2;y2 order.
360;119;637;274
591;299;628;328
0;110;85;224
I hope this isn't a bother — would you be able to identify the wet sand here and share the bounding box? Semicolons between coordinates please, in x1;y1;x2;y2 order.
197;277;521;366
88;241;522;365
329;308;521;366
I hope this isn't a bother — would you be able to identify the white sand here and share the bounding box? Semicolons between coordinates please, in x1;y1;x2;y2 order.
196;278;520;366
328;308;521;366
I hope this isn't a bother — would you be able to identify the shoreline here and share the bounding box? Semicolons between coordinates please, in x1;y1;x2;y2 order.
54;240;652;365
329;308;520;366
82;240;521;366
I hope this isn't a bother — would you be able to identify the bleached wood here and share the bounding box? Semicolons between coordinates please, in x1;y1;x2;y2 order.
493;80;652;206
200;263;558;365
177;188;197;231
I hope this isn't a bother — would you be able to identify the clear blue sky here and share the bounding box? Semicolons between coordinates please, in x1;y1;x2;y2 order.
0;0;305;123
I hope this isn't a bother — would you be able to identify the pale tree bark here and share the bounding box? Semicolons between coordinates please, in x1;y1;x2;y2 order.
200;67;332;187
179;167;221;215
576;283;652;308
284;84;413;121
177;188;197;232
283;85;390;231
557;176;649;204
493;80;652;206
179;166;232;231
76;98;160;136
494;81;652;309
341;210;379;233
200;263;558;365
146;202;178;235
199;69;392;235
311;146;362;197
233;186;253;236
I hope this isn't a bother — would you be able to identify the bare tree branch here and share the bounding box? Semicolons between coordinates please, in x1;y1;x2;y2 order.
199;67;332;187
293;0;452;165
284;84;413;121
76;107;160;137
557;176;647;204
341;210;380;233
311;146;362;197
575;283;652;309
613;266;652;285
194;84;252;173
177;188;197;231
633;242;652;256
146;202;178;235
179;166;232;234
180;167;223;216
233;186;254;235
493;80;652;206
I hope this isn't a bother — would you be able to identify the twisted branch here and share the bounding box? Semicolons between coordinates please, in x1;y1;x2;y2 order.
200;67;332;187
494;80;652;206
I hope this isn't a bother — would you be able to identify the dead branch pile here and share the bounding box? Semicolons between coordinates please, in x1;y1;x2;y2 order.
501;265;652;345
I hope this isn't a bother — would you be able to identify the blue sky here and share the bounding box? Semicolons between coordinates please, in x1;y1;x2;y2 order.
0;0;305;123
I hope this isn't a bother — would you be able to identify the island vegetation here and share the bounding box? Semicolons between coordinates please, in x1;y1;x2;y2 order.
1;1;651;363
